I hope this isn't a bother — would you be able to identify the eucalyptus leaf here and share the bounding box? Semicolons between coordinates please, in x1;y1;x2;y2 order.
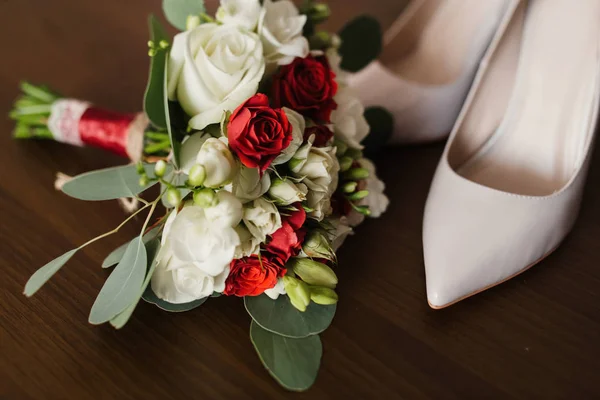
89;237;147;324
142;286;207;312
250;321;322;392
362;106;394;157
61;164;156;201
102;225;162;268
163;0;206;31
110;239;161;329
245;294;336;338
24;249;78;296
338;15;382;72
144;15;169;129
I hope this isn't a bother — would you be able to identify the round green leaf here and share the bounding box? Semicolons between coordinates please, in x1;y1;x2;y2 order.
244;294;336;338
61;164;157;201
142;286;207;312
362;106;394;156
338;15;382;72
163;0;206;31
250;321;322;392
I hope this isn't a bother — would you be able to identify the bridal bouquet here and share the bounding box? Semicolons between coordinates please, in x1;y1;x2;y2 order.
14;0;390;391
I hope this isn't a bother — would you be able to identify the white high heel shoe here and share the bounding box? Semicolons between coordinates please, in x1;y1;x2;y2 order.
423;0;600;308
350;0;516;144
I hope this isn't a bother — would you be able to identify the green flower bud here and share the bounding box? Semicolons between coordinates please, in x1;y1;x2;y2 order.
154;160;167;178
339;156;353;172
310;286;338;305
302;231;334;260
138;175;149;187
136;161;145;174
347;190;369;201
283;276;311;312
335;139;348;156
158;40;169;49
353;205;371;216
290;258;338;289
188;164;207;187
166;187;181;208
342;181;357;193
268;178;307;205
342;167;369;181
345;148;363;160
193;188;218;208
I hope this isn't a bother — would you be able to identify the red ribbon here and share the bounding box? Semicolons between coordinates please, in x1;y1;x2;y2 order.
78;107;136;158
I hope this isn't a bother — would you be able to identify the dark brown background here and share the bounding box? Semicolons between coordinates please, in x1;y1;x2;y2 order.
1;0;599;399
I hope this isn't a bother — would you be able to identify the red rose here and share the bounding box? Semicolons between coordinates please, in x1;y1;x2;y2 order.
266;204;306;263
227;94;293;172
224;255;286;297
272;55;338;123
304;125;334;147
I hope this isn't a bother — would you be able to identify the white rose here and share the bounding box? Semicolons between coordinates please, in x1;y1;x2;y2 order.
258;0;309;66
167;23;265;130
357;158;389;218
268;177;308;205
272;108;305;165
196;138;237;187
234;224;261;258
331;87;370;149
290;138;340;194
243;197;282;241
216;0;261;31
180;134;237;188
151;205;239;303
306;190;332;221
226;164;271;203
326;216;354;251
264;278;286;300
204;190;243;228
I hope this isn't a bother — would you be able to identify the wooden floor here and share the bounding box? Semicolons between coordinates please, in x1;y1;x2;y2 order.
1;0;599;398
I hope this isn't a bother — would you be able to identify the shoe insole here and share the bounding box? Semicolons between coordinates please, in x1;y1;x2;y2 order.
389;0;509;85
457;0;600;196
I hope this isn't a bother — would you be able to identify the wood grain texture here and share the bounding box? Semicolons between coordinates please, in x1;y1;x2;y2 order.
1;0;599;398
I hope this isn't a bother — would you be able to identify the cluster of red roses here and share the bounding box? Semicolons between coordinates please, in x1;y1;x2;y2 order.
222;55;339;297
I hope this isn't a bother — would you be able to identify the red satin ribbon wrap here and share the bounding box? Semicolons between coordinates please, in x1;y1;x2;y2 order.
78;107;136;158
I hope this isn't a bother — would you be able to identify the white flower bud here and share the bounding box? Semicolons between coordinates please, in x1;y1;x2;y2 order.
196;138;237;188
268;178;308;205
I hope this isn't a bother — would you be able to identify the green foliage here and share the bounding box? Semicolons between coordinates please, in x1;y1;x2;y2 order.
250;321;322;392
102;226;162;268
338;15;382;72
61;164;157;201
24;249;78;296
144;15;170;129
244;294;336;338
163;0;206;31
142;286;208;312
362;106;394;157
89;237;148;324
110;239;162;329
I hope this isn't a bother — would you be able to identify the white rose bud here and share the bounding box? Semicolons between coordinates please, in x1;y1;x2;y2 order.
243;197;282;241
228;164;271;203
151;205;239;303
290;139;340;194
272;108;305;165
196;138;237;188
331;87;370;149
216;0;261;31
258;0;309;66
268;178;308;205
167;23;265;130
204;190;243;228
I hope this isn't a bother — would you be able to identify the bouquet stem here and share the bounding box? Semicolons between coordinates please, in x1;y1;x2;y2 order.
10;82;170;161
